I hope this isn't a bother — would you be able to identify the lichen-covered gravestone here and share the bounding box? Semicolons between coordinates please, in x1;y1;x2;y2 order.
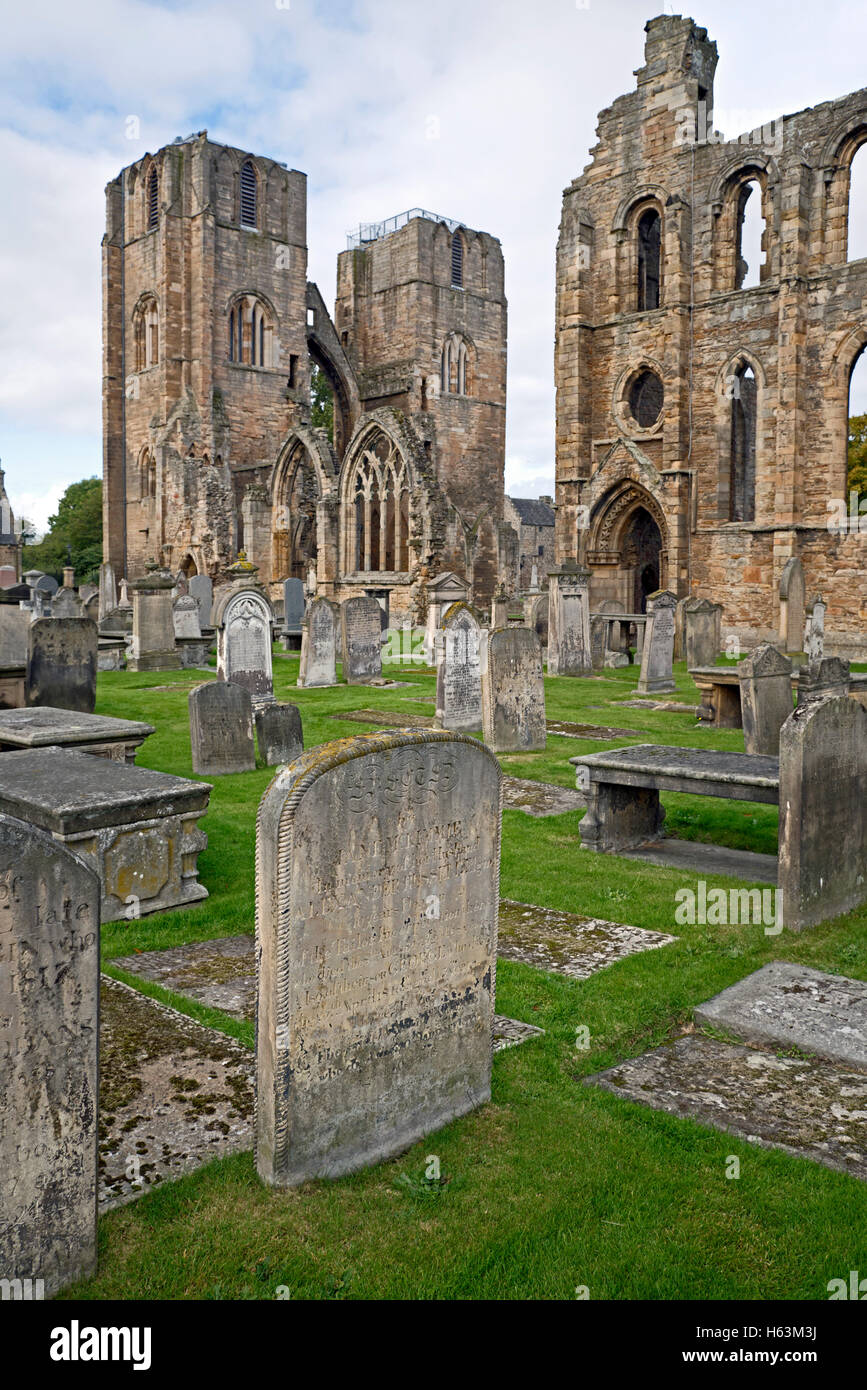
684;597;722;669
26;617;98;713
637;590;677;694
189;574;213;629
796;656;850;707
189;682;255;775
0;815;100;1297
298;597;338;688
547;562;591;676
436;602;483;732
173;595;202;640
481;627;546;753
216;588;274;703
254;703;303;766
739;644;793;754
255;729;502;1187
341;596;383;683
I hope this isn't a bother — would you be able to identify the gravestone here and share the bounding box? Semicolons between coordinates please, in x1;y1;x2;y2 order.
298;597;338;688
283;578;305;632
779;557;806;653
425;571;469;657
215;587;274;703
189;574;213;628
779;696;867;930
482;627;546;753
796;656;850;707
491;589;510;631
128;569;181;671
0;606;30;665
98;561;117;622
435;602;483;732
526;592;548;648
0;814;100;1297
684;597;722;669
637;590;677;694
189;682;255;775
173;595;202;640
806;596;826;663
26;618;98;713
341;595;383;683
254;703;303;766
738;644;793;755
52;587;82;618
255;729;502;1187
547;562;591;676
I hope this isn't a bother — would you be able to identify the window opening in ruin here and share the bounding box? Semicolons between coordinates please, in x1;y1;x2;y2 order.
848;143;867;262
147;168;158;230
848;349;867;505
735;180;765;289
628;369;664;428
637;209;661;310
451;231;464;288
240;160;257;229
730;363;757;521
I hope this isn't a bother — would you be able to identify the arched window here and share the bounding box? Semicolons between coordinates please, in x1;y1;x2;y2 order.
735;179;766;289
240;160;257;229
344;431;410;574
730;363;757;521
228;295;273;366
637;209;661;310
147;167;159;231
628;368;663;428
848;348;867;503
138;446;156;500
848;144;867;262
440;333;471;395
133;296;159;371
451;230;464;289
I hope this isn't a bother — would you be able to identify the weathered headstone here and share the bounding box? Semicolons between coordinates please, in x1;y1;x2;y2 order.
298;597;339;688
0;606;30;666
547;562;591;676
255;729;502;1186
738;644;793;755
341;595;383;683
779;696;867;930
637;590;677;694
173;595;202;640
189;681;255;775
0;814;100;1296
283;578;305;631
779;557;806;654
51;587;83;619
215;587;274;703
98;561;117;622
796;656;850;707
684;597;722;669
128;569;181;671
482;627;546;752
806;596;826;663
255;703;303;766
26;617;98;713
425;571;469;656
436;602;483;732
189;574;213;628
491;589;510;631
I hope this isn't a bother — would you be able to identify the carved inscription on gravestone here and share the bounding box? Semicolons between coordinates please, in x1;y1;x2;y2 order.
300;598;338;688
189;682;255;775
256;730;502;1187
219;591;273;700
341;597;383;683
436;605;483;732
0;816;99;1296
26;618;98;713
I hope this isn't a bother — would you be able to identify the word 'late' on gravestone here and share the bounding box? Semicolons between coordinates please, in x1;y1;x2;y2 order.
298;597;338;688
341;596;383;683
255;703;303;766
26;617;98;714
255;729;502;1187
436;603;483;732
0;815;100;1297
189;682;255;775
482;627;547;753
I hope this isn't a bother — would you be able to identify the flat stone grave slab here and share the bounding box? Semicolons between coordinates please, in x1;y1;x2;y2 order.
329;707;436;729
99;977;254;1211
0;706;154;763
111;934;545;1053
547;718;640;739
617;698;702;716
499;898;675;977
0;748;211;922
502;776;586;816
695;963;867;1069
588;1033;867;1182
620;838;778;884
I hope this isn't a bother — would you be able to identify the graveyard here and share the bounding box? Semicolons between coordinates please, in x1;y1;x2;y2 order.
16;637;861;1302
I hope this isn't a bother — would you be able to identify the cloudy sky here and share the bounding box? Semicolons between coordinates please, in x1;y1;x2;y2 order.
2;0;866;532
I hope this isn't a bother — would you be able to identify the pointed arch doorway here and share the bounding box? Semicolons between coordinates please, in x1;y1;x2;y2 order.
623;506;662;612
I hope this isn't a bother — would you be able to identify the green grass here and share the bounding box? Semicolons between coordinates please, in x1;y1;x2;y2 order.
65;651;867;1301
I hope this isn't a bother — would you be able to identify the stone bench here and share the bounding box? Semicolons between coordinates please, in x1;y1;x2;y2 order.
0;706;155;763
691;664;867;728
0;748;211;922
570;744;779;853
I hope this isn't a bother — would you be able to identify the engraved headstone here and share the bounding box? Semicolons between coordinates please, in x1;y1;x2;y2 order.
341;596;383;683
283;578;305;631
436;602;483;732
255;729;502;1186
189;682;255;775
173;595;202;640
796;656;850;707
26;617;98;713
547;563;591;676
0;606;30;665
779;557;806;654
684;597;722;669
0;815;100;1297
128;569;181;671
738;644;793;755
298;597;338;688
51;586;82;619
482;627;546;752
637;590;677;694
255;703;303;766
216;588;274;702
189;574;213;628
806;596;826;663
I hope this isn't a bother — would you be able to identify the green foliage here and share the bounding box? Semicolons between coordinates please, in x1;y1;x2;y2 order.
848;413;867;503
22;476;103;583
310;361;334;438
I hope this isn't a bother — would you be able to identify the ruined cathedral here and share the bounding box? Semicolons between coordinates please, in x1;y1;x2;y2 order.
555;14;867;657
102;136;507;619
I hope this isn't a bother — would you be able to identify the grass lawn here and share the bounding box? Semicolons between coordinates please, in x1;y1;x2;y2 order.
66;651;867;1301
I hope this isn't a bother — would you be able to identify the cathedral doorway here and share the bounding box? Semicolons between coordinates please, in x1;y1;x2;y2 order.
272;436;323;581
622;506;662;612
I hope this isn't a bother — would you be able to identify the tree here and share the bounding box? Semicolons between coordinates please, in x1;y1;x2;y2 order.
22;477;103;584
310;361;334;438
848;414;867;505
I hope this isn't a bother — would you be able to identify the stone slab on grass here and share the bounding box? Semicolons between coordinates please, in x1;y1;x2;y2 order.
617;699;702;716
546;718;641;740
502;776;586;816
328;708;436;729
695;962;867;1069
587;1033;867;1182
99;977;254;1211
499;898;675;978
493;1016;544;1051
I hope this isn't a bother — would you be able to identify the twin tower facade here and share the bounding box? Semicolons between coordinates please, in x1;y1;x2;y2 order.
102;134;507;617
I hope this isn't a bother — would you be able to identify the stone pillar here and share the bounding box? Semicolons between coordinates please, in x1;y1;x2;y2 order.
128;568;181;671
547;562;591;676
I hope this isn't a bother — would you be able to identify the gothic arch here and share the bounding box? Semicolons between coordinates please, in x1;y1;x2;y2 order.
271;426;337;582
589;480;669;561
339;418;414;576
